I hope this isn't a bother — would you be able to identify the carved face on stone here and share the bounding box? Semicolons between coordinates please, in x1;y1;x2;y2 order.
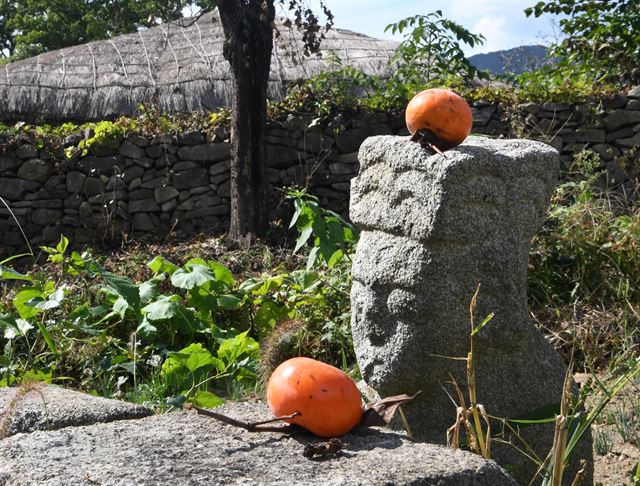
350;230;464;392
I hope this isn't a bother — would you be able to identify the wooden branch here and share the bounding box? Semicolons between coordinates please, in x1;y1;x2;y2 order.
186;404;300;433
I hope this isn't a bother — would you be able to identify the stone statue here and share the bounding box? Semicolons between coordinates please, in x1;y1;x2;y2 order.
350;135;592;484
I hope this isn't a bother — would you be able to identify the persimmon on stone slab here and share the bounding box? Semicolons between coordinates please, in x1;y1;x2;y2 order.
405;88;473;153
266;357;363;438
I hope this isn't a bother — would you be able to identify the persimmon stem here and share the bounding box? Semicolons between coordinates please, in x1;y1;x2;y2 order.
186;404;300;433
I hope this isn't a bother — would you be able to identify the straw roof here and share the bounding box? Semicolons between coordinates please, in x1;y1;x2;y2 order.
0;10;398;123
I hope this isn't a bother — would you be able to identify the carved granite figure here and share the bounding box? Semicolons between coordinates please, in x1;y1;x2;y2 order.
350;135;592;484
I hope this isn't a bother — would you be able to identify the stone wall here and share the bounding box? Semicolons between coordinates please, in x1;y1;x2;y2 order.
1;86;639;255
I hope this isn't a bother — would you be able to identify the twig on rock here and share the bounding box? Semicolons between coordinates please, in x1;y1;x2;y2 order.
186;403;300;433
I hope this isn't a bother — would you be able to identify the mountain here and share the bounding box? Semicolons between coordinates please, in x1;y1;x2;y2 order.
469;45;552;76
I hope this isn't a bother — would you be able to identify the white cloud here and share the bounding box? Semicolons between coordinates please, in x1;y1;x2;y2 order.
470;15;511;54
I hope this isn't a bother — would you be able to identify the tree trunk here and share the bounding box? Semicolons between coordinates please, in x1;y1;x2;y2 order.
218;0;274;246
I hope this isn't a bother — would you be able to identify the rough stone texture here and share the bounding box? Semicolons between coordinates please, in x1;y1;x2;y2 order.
350;135;593;484
16;159;51;182
0;385;152;438
0;401;515;486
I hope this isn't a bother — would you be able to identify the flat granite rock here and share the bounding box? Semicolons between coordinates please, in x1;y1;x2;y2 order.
0;385;152;438
0;401;516;486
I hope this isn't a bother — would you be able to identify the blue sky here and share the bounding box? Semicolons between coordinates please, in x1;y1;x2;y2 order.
295;0;564;55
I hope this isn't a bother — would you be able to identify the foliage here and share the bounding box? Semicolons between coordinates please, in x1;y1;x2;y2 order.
529;151;640;368
385;11;486;94
511;63;617;103
286;188;357;269
0;0;190;61
273;55;388;120
0;207;357;405
529;151;640;308
525;0;640;85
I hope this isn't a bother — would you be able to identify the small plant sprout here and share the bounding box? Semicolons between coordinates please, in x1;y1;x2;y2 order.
592;427;614;456
443;284;493;460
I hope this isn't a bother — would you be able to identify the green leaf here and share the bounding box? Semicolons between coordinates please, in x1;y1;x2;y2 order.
147;256;179;275
136;318;157;339
0;265;33;281
22;369;52;383
56;235;69;254
508;403;561;425
188;286;218;313
33;287;65;311
183;345;215;373
101;272;140;311
34;320;58;358
142;295;183;321
327;249;344;268
3;326;17;340
14;287;45;319
15;318;33;335
471;312;494;336
208;261;235;288
306;246;320;270
112;296;130;318
191;390;224;408
139;279;160;304
253;302;294;331
171;264;215;290
218;331;259;364
294;225;313;253
218;294;242;311
0;253;33;266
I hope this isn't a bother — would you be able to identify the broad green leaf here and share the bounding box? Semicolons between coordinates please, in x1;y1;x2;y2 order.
3;327;17;340
136;318;157;339
139;279;160;304
188;287;218;313
33;287;65;311
142;295;183;321
217;294;242;311
0;265;33;282
208;261;235;288
101;272;140;311
147;255;179;275
15;319;33;335
14;287;45;319
218;331;259;364
191;390;224;408
112;296;130;318
171;264;215;290
56;235;69;254
184;347;215;373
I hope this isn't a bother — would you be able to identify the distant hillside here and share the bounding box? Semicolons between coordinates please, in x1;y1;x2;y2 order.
469;45;552;75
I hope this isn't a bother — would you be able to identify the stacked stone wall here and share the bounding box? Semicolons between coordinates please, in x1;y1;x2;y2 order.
1;86;638;255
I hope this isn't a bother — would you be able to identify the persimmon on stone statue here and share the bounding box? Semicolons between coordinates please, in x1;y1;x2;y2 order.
405;88;473;154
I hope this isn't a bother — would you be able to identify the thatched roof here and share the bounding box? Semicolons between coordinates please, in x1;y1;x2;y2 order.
0;10;398;123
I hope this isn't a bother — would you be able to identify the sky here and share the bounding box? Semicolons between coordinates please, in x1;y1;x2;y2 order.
291;0;564;56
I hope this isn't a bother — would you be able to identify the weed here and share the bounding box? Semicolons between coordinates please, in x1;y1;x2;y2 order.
592;427;615;455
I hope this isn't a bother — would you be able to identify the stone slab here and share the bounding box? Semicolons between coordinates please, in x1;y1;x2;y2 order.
0;385;152;438
0;401;515;485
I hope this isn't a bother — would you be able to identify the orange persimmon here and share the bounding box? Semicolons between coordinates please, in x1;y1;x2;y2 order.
266;357;363;437
405;88;473;151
